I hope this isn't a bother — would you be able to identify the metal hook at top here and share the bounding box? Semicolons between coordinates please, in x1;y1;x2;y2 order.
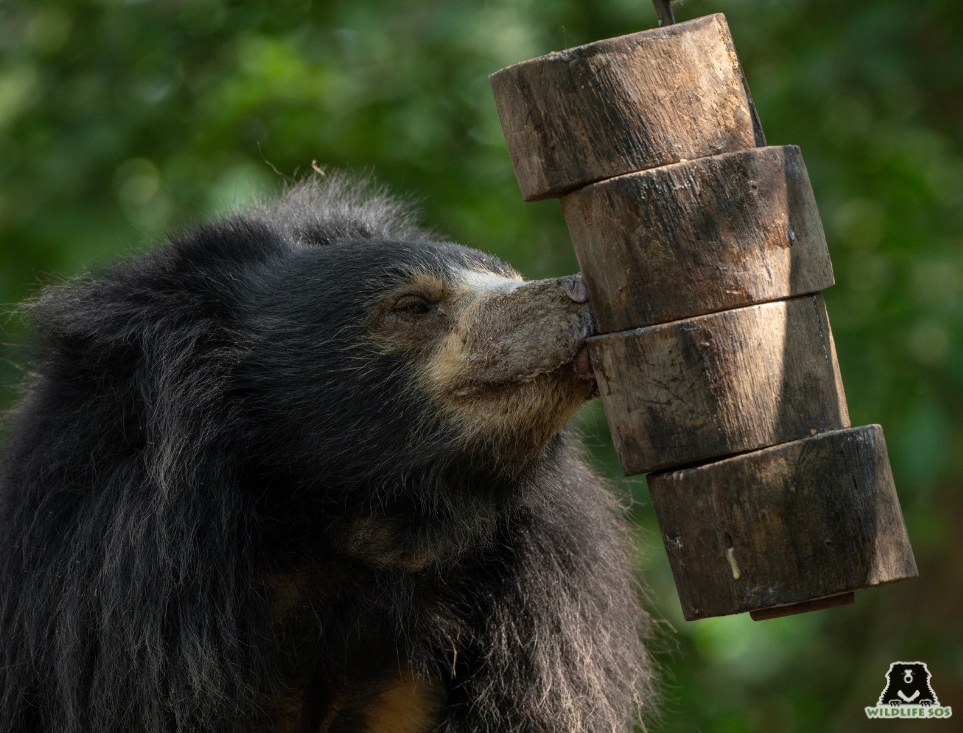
652;0;677;26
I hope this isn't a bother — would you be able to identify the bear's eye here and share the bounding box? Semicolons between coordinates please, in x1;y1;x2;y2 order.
392;294;434;315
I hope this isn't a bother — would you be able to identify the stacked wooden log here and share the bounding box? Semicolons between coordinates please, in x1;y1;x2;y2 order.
490;14;917;620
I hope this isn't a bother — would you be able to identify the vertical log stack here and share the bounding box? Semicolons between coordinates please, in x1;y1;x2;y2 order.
490;14;917;620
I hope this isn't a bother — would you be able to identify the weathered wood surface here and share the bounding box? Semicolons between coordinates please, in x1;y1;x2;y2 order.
562;146;834;331
490;14;765;201
491;11;916;620
588;295;850;474
647;425;918;620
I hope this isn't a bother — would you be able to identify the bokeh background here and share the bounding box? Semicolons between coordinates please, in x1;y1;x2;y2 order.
1;0;960;730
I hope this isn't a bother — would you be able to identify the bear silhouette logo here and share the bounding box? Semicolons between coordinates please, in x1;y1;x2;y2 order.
877;662;939;706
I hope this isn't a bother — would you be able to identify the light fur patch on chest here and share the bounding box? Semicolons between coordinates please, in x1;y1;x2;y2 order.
359;673;445;733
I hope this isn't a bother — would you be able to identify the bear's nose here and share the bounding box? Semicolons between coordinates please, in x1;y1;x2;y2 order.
560;273;589;304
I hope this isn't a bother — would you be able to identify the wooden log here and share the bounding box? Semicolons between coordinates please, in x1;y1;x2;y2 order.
491;11;917;621
490;14;765;201
647;425;918;620
561;145;834;332
588;294;850;474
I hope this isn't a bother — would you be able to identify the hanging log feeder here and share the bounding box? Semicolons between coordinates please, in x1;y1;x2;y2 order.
490;8;917;620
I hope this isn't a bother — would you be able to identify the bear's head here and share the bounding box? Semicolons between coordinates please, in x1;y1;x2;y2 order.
149;180;595;567
240;222;596;481
21;176;599;573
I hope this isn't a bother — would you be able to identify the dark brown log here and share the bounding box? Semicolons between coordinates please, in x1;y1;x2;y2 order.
562;146;834;332
588;294;850;474
490;14;765;201
647;425;918;620
491;13;917;621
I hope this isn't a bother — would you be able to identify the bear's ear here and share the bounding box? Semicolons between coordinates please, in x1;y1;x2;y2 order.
24;218;275;371
23;241;256;495
138;338;252;515
23;276;145;379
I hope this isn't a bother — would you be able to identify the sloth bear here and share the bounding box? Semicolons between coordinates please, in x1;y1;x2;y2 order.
0;175;655;732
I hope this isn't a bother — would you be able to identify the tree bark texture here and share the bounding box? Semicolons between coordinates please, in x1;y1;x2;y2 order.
490;14;765;201
561;146;834;332
491;12;917;618
647;425;918;620
588;295;850;474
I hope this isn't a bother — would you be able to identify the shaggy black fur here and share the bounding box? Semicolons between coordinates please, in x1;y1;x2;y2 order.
0;176;655;732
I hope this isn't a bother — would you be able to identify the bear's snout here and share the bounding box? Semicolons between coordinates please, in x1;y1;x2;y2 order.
476;274;596;383
424;269;598;400
422;267;601;460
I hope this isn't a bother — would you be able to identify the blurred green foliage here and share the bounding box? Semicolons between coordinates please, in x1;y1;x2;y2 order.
1;0;960;730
